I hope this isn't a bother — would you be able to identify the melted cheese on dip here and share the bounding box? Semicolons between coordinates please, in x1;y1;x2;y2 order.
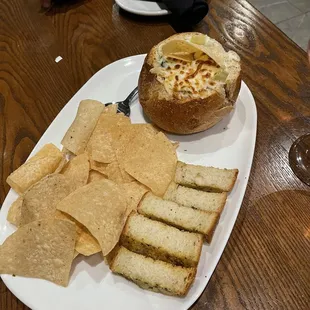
151;54;226;99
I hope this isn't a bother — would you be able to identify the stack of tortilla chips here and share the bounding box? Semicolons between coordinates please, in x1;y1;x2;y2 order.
0;99;177;286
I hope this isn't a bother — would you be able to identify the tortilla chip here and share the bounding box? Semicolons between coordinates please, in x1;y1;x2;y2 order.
87;113;131;164
87;125;114;164
7;197;23;227
61;153;89;191
167;52;194;62
132;124;159;135
88;170;106;183
62;147;76;160
123;132;177;196
0;219;76;286
20;174;72;226
90;160;108;175
121;181;149;216
172;141;180;150
54;156;68;174
56;179;128;256
103;104;118;114
106;161;128;184
54;209;73;221
75;226;101;256
113;124;158;182
190;33;206;45
61;100;105;155
162;35;225;67
6;144;63;194
104;244;120;266
167;51;210;62
55;211;100;256
119;170;134;183
113;124;158;147
162;40;202;57
73;251;79;259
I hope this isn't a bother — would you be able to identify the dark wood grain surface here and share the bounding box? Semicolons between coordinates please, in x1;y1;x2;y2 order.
1;0;309;309
192;1;310;309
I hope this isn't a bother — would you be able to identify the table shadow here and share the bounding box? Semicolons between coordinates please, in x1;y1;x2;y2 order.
43;0;88;15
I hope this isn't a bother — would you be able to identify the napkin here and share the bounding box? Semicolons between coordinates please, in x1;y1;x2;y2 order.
162;0;209;25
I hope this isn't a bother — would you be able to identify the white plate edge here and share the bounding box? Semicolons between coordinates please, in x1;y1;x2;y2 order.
0;55;258;310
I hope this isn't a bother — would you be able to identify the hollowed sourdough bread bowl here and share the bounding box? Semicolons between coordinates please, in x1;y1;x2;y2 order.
138;32;241;134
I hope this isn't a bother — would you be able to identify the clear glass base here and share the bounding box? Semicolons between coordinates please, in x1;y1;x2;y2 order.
289;134;310;186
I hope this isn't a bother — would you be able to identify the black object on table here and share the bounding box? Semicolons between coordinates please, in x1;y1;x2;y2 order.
163;0;209;26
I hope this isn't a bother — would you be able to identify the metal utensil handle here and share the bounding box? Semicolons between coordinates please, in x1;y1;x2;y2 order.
124;86;138;104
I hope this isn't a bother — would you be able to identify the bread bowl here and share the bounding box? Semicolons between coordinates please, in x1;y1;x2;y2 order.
138;32;241;134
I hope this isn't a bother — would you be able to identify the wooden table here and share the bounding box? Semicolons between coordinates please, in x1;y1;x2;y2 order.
1;0;309;309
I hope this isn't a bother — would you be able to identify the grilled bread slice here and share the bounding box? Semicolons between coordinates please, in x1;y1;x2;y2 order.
120;213;203;267
175;161;238;192
110;246;196;296
138;193;219;242
164;182;227;213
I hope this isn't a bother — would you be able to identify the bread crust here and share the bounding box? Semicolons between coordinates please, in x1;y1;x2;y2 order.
138;33;241;134
110;246;197;296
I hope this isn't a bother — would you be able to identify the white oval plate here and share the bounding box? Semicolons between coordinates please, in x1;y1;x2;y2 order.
116;0;170;16
0;54;257;310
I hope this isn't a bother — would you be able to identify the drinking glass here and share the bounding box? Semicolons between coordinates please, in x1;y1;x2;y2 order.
289;41;310;185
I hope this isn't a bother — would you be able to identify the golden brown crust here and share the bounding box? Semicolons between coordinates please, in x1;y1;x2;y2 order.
120;214;203;267
227;169;239;192
226;71;242;104
205;213;220;243
139;36;241;134
120;234;199;268
139;62;234;134
183;267;197;296
109;246;197;296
